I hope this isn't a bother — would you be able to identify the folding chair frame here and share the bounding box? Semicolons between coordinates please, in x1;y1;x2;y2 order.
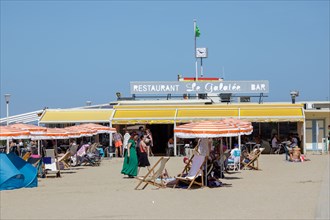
135;157;170;190
242;148;264;170
173;154;206;190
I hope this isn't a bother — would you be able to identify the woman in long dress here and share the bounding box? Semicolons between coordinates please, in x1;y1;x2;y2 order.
121;133;139;178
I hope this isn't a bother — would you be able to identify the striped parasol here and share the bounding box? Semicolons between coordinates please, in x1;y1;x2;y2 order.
77;123;116;134
64;126;97;137
0;126;31;140
9;123;47;135
174;118;253;138
31;128;69;140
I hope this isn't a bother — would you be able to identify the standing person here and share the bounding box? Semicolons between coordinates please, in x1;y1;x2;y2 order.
113;132;123;157
138;136;151;174
18;139;25;156
167;137;174;156
9;141;19;156
121;132;139;178
122;129;131;158
30;140;38;155
137;126;145;138
145;129;154;156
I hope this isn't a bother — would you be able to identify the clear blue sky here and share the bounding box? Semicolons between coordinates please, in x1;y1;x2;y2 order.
1;1;329;117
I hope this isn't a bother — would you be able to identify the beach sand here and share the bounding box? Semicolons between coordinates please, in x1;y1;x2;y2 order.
1;154;329;219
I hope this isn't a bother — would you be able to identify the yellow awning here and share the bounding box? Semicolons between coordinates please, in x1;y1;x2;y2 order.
176;108;239;122
111;109;176;124
110;104;304;124
239;107;304;122
39;109;114;123
39;103;305;124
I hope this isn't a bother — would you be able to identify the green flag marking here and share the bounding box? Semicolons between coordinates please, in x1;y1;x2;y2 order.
195;25;201;37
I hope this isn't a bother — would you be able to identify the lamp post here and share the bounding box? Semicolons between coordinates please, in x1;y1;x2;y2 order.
4;94;11;153
4;94;11;125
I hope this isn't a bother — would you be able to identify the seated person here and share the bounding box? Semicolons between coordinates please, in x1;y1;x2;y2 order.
271;134;280;153
289;146;301;162
241;148;260;163
159;168;170;179
177;157;192;177
289;134;298;148
228;144;239;162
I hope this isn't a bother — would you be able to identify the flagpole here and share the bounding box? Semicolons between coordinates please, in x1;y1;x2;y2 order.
201;58;203;77
194;19;198;81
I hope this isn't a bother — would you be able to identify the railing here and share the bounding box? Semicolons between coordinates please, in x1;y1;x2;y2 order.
0;110;43;125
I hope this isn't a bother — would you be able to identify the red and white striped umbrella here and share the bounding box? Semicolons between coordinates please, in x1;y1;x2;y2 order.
77;123;116;134
63;128;82;138
0;126;31;140
64;126;97;137
9;123;47;135
174;118;253;138
31;128;69;140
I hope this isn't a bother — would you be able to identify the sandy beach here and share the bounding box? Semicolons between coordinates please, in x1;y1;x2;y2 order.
1;154;329;220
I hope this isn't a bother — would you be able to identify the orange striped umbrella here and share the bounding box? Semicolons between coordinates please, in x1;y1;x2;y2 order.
174;118;253;138
64;126;97;137
31;128;69;140
77;123;116;134
63;127;81;138
9;123;47;134
0;126;31;140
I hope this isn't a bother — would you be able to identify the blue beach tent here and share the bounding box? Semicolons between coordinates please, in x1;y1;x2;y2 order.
0;152;38;191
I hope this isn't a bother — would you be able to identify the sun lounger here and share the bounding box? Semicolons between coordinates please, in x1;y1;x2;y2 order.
44;149;61;177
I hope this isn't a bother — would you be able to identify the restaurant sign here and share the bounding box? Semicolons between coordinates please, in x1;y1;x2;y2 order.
130;80;269;95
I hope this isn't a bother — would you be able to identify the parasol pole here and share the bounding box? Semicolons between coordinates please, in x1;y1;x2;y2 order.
238;134;241;152
220;138;224;179
38;140;40;155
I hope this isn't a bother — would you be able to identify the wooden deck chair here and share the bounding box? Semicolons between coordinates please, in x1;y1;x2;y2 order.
173;154;206;190
135;157;170;190
58;151;71;169
242;148;265;170
44;149;61;177
22;152;31;161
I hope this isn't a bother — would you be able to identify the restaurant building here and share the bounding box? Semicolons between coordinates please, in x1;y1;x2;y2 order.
36;79;330;155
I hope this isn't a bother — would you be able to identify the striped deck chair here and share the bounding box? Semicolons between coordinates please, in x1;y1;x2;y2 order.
173;154;206;190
